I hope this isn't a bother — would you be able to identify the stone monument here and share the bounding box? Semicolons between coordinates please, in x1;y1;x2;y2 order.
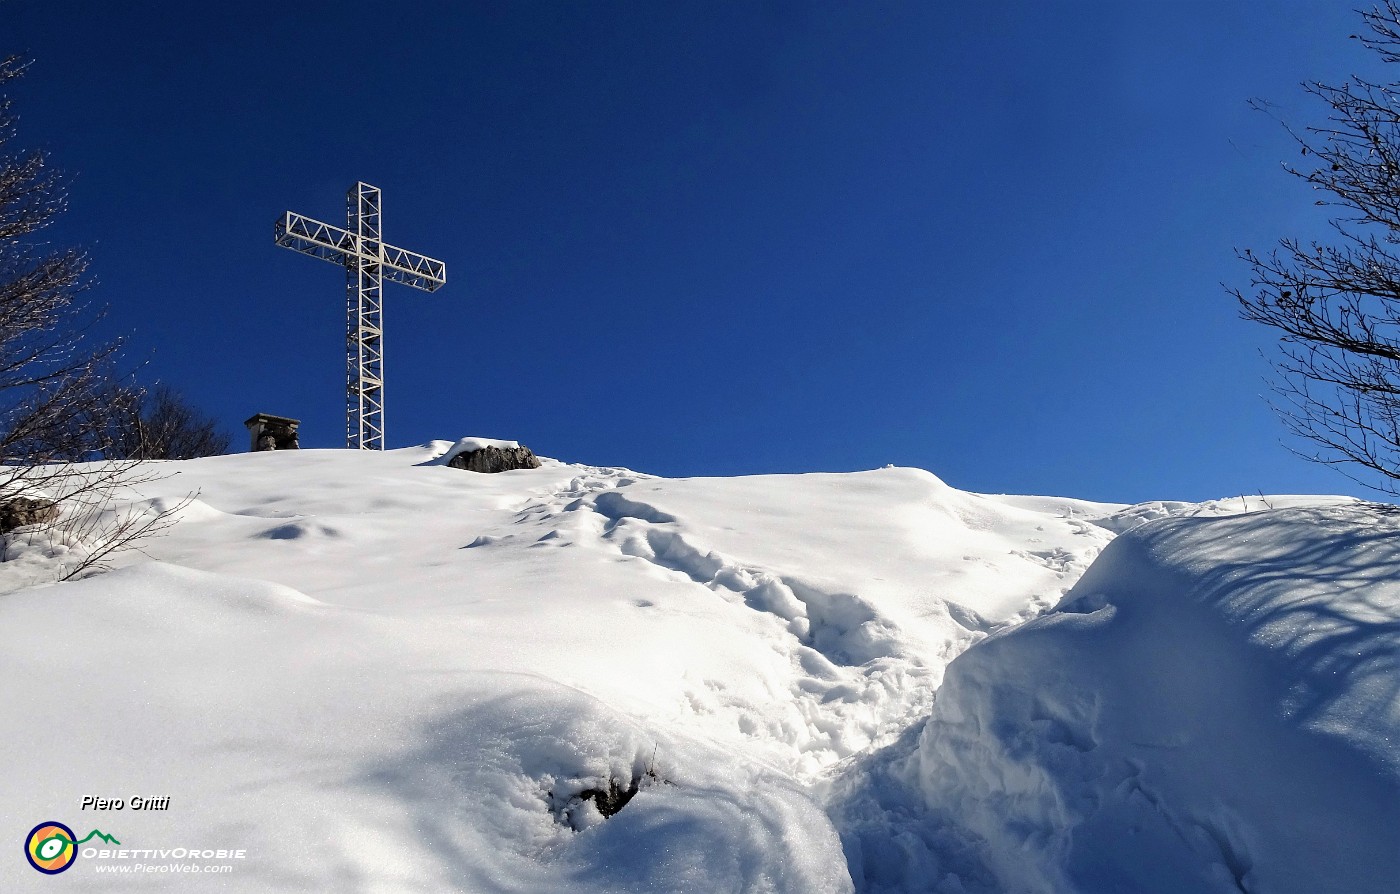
245;414;301;452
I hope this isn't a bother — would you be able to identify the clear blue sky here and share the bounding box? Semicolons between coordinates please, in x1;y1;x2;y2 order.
2;1;1385;501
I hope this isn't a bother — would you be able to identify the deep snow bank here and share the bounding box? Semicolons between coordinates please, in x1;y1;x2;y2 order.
0;446;1119;891
901;504;1400;894
0;562;853;893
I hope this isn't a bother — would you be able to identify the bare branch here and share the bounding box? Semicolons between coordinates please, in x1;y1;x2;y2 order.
1233;0;1400;494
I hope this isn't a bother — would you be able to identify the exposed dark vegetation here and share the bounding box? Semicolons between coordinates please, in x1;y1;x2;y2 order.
546;762;667;832
106;384;230;460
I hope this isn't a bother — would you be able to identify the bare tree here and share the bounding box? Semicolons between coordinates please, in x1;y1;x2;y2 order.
106;384;230;460
0;57;118;460
0;57;187;585
1230;2;1400;495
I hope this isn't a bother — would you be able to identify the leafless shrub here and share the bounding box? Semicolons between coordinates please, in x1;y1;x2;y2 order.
0;56;186;586
0;463;193;583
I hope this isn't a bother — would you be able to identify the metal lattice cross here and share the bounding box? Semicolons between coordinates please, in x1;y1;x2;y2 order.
274;183;447;450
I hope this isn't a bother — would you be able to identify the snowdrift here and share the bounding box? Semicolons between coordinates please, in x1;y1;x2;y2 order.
894;504;1400;894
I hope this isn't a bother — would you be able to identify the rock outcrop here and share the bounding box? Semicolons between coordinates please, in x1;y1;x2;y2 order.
447;444;542;473
0;497;59;534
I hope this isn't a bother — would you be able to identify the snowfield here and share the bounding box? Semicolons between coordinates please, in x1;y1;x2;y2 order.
1;443;1392;892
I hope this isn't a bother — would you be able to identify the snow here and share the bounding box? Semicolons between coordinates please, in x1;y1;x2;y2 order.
833;501;1397;894
0;442;1392;892
428;436;524;465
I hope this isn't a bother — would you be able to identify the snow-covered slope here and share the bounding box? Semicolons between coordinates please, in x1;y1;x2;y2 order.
832;501;1396;894
0;443;1387;892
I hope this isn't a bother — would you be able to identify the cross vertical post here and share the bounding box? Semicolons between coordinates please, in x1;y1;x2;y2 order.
274;182;447;450
348;184;385;450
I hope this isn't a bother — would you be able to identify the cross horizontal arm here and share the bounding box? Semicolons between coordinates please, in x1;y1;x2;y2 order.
275;211;355;265
274;211;448;292
381;244;447;292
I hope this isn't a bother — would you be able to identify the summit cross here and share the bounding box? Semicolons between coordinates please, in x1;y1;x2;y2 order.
274;182;447;450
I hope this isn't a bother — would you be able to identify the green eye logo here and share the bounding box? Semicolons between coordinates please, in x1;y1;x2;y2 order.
25;822;76;874
35;835;68;861
23;822;120;875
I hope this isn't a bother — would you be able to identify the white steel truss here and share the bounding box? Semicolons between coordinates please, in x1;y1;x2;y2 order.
274;183;446;450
